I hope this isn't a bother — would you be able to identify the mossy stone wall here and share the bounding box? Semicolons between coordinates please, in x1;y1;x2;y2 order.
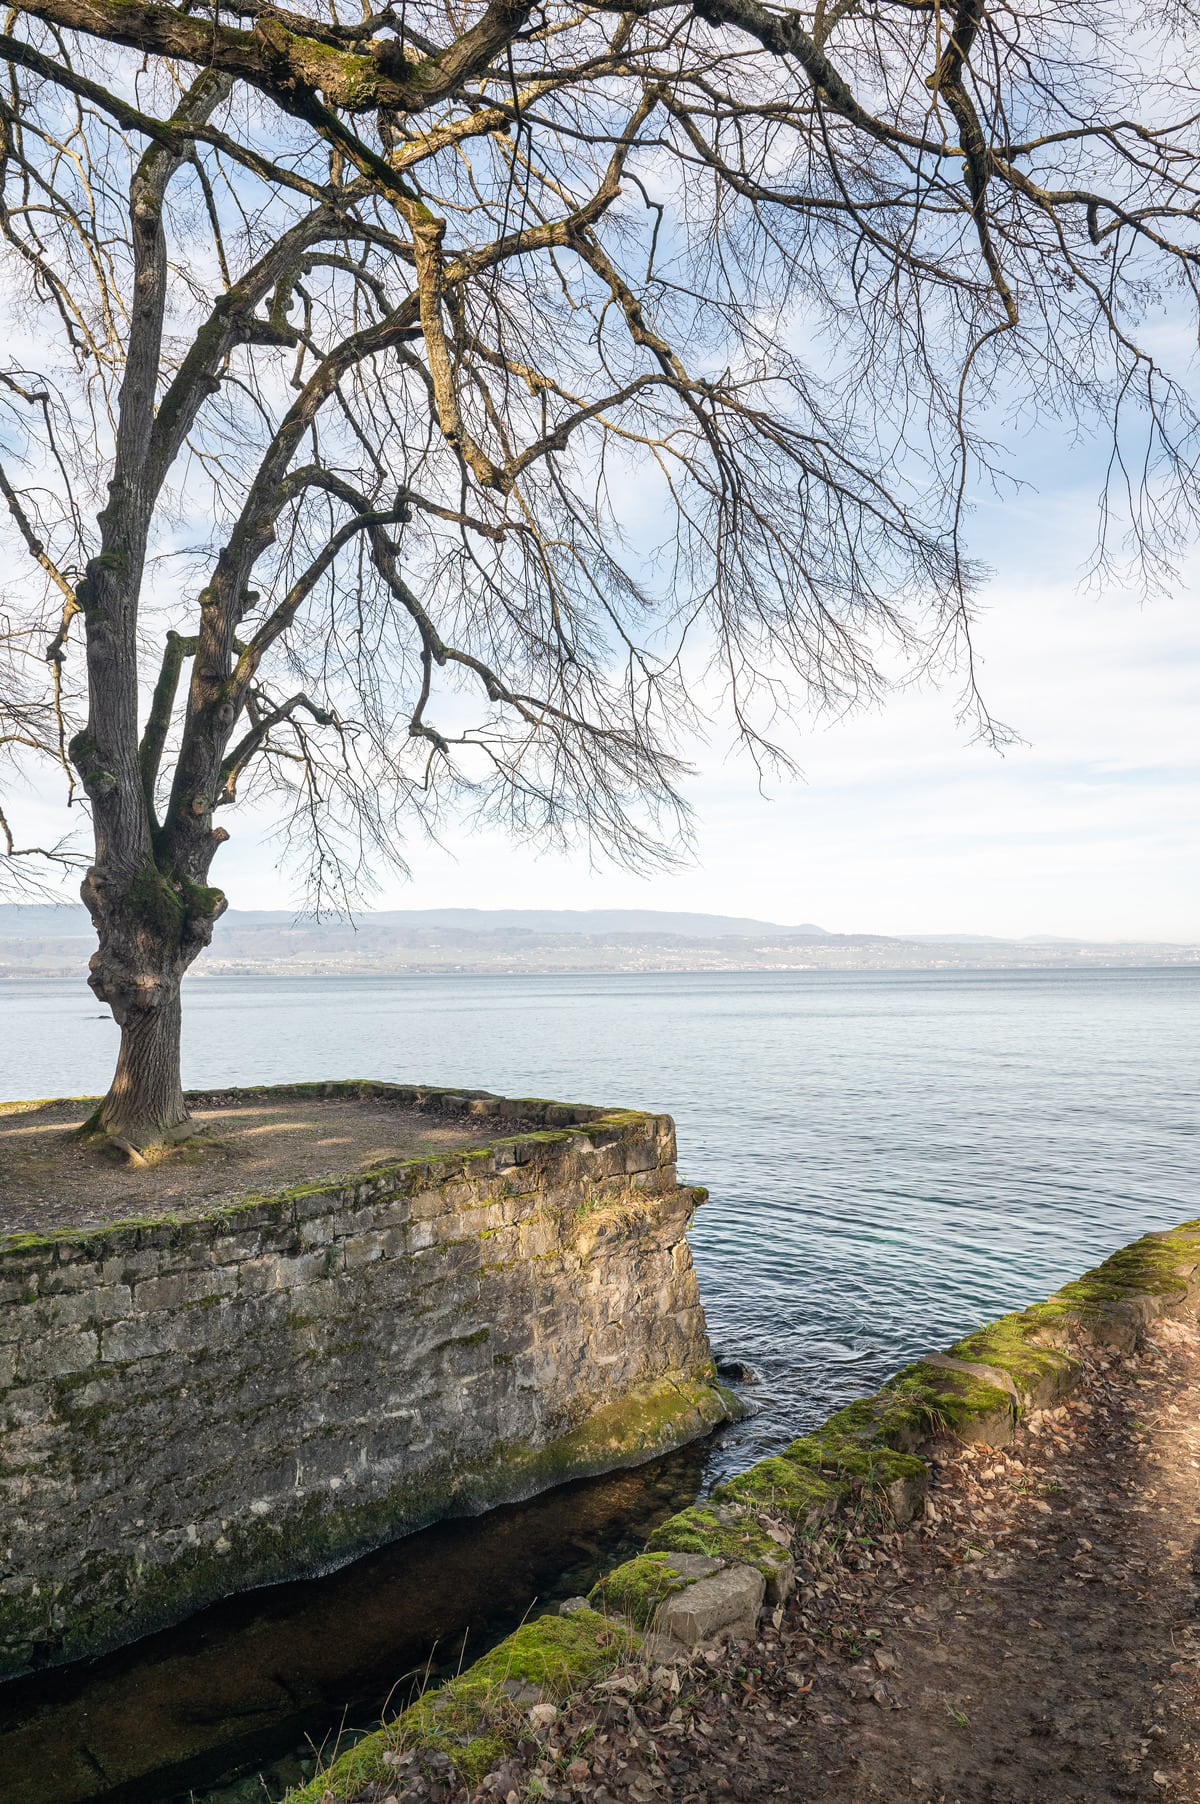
280;1216;1200;1804
0;1082;728;1678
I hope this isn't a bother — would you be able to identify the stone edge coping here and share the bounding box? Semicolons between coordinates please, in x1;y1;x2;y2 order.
0;1080;679;1261
283;1214;1200;1803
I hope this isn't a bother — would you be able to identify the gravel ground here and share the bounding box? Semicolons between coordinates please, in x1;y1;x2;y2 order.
344;1314;1200;1804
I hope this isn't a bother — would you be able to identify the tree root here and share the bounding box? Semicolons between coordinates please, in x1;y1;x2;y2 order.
76;1115;208;1165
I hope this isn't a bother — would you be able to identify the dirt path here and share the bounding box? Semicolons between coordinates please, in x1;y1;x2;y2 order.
446;1316;1200;1804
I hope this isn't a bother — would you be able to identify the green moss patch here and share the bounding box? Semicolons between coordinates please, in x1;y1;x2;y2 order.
1053;1234;1195;1314
713;1454;843;1523
802;1391;925;1458
947;1313;1080;1408
509;1376;731;1489
285;1608;634;1802
646;1504;791;1579
589;1553;699;1627
878;1363;1016;1447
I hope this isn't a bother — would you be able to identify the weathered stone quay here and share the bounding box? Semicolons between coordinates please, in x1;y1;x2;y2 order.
0;1082;730;1679
285;1219;1200;1804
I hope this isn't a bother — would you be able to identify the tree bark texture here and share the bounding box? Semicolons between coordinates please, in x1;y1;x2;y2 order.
82;863;224;1148
92;967;186;1150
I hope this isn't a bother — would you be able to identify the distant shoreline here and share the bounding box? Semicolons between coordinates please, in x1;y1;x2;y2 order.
4;959;1197;981
3;902;1195;979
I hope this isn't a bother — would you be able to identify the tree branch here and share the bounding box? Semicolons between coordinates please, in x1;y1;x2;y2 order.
138;631;198;828
218;690;334;802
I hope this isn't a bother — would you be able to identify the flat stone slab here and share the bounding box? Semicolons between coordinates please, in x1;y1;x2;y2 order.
662;1553;725;1582
921;1353;1022;1404
654;1563;766;1647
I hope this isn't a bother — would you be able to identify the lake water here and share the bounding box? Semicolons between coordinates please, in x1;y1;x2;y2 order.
5;965;1198;1482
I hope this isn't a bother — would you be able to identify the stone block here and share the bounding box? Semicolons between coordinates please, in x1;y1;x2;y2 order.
133;1270;233;1314
236;1250;329;1294
366;1195;413;1231
653;1563;765;1647
100;1302;235;1363
59;1282;135;1329
0;1274;39;1308
16;1329;99;1383
341;1232;390;1271
1092;1291;1173;1349
35;1256;117;1297
881;1467;927;1527
0;1384;50;1430
0;1422;61;1472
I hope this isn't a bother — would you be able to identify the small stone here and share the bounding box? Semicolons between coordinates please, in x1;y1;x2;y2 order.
501;1678;542;1705
528;1701;558;1729
558;1595;591;1615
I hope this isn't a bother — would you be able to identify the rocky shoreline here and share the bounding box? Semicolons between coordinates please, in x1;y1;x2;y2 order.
287;1217;1200;1804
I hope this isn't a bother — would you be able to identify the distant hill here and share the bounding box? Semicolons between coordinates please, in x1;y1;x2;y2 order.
0;903;1193;976
0;904;828;940
365;907;831;937
0;904;91;937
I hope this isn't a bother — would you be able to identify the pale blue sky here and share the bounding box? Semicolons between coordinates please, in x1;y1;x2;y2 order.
194;474;1199;942
12;467;1197;940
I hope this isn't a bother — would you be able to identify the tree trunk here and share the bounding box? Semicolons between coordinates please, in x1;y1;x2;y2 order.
94;970;187;1151
80;862;224;1153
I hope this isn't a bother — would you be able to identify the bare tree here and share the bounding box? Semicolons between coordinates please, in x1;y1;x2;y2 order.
0;0;1197;1151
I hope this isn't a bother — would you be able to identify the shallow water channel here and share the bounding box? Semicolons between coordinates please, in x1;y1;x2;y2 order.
0;1440;721;1804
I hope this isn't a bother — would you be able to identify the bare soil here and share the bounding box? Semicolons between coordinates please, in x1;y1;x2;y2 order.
0;1096;500;1237
367;1314;1200;1804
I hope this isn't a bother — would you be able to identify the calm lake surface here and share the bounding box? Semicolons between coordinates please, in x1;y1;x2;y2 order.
5;965;1198;1482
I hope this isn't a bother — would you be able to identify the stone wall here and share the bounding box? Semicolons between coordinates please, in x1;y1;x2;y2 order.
282;1215;1200;1804
0;1082;728;1677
